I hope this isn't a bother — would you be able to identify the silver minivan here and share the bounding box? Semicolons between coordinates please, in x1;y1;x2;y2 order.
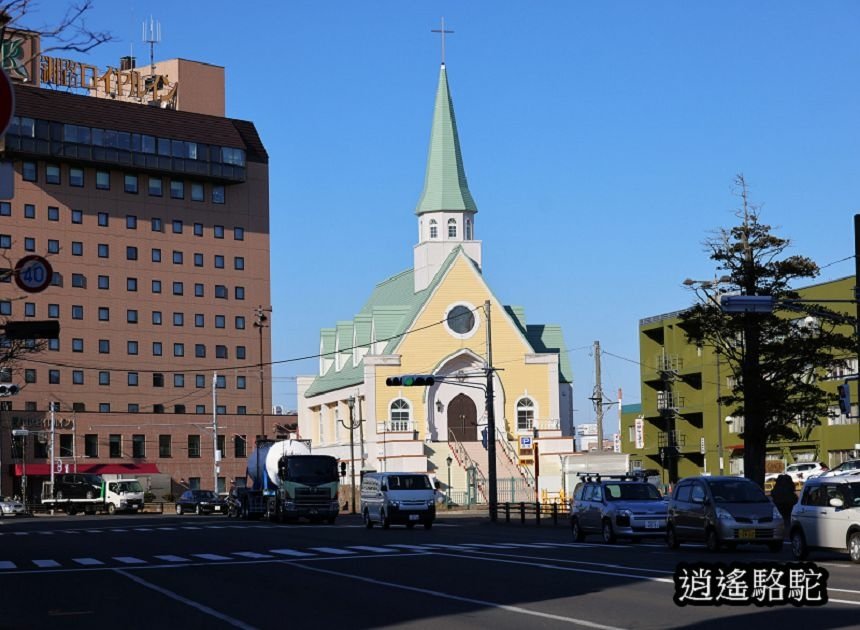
361;472;436;529
666;476;784;552
790;473;860;563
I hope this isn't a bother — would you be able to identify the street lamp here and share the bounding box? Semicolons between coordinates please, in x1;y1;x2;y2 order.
446;455;453;509
12;429;28;505
340;396;359;514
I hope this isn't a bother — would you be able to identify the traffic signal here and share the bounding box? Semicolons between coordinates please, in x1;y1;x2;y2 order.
3;320;61;340
837;382;852;416
385;374;436;387
0;384;19;396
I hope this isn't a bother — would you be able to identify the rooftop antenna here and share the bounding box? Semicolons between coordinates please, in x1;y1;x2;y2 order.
142;16;161;78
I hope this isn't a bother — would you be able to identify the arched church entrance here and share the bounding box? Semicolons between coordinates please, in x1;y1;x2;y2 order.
448;393;478;442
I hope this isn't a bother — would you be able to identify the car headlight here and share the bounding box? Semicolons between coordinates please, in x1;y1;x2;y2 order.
615;510;631;527
715;507;733;521
389;500;400;508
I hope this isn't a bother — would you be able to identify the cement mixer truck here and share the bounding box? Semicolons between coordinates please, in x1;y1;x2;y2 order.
235;439;340;523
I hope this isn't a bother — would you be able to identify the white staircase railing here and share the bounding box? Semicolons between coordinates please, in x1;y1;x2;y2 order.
448;429;487;502
495;426;536;487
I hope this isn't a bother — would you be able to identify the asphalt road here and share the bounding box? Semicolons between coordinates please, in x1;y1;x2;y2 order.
0;511;858;629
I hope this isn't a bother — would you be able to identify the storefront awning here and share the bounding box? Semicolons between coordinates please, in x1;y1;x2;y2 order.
12;462;160;476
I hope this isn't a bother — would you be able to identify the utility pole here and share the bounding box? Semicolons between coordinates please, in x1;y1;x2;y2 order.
49;401;56;499
854;214;860;453
484;300;498;522
212;372;219;493
592;341;604;451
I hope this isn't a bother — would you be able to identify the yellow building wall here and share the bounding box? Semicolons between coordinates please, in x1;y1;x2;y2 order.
373;254;555;439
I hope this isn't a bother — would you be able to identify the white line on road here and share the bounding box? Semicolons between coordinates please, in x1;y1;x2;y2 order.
460;549;671;575
154;555;189;563
385;544;435;551
309;547;355;555
114;557;147;564
192;553;232;561
33;560;61;568
0;561;16;570
72;558;104;566
347;546;398;553
829;599;860;606
269;549;316;558
289;562;623;629
233;552;273;559
115;569;258;630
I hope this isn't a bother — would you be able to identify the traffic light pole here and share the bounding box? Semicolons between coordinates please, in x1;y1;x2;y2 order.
484;300;498;522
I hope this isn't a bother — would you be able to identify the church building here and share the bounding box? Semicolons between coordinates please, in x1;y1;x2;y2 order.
296;62;574;502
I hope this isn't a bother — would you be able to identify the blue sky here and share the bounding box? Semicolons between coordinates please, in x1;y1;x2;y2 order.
35;1;860;434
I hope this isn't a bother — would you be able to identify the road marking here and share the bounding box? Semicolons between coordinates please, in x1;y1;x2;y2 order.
157;527;177;531
460;543;519;549
462;549;672;575
13;532;28;536
72;558;104;566
830;599;860;606
290;562;623;629
111;528;128;532
347;546;398;553
386;544;434;552
115;569;257;630
182;527;202;530
270;548;316;558
233;552;273;559
114;557;146;565
37;531;55;535
154;555;189;563
309;547;355;555
133;528;153;532
193;553;232;561
830;587;860;595
0;561;16;570
33;560;61;568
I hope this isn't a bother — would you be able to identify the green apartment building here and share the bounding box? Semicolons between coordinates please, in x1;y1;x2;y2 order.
621;276;860;482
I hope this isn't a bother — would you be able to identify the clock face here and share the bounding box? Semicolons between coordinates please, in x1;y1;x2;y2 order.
446;304;476;336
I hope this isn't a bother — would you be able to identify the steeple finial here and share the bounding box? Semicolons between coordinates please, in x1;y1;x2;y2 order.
431;17;454;65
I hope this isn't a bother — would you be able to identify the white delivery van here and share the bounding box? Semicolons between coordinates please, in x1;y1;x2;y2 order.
360;472;436;529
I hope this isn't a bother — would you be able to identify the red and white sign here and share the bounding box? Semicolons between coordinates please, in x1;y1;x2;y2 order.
0;68;14;137
14;255;53;293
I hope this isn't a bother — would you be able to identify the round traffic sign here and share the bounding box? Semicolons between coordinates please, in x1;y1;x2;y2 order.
14;255;53;293
0;68;14;137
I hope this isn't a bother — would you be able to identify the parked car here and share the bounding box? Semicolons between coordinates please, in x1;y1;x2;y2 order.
53;473;104;499
789;473;860;563
0;497;25;517
360;472;436;529
666;476;784;552
765;462;828;484
570;474;667;543
175;490;227;515
818;459;860;478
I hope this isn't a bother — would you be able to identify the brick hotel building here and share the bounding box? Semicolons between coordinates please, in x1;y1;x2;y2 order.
0;35;271;500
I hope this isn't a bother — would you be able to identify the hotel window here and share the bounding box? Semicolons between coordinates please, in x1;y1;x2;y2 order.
49;370;60;384
22;161;36;181
128;404;139;413
234;257;245;270
98;275;109;289
98;212;108;226
96;170;110;190
99;403;110;413
195;344;206;358
174;343;184;357
194;283;204;297
152;280;162;294
127;341;138;355
152;311;162;325
152;342;162;356
191;182;204;201
69;167;84;187
213;185;225;204
98;243;109;258
194;222;203;237
172;219;183;234
47;303;59;317
24;302;35;316
99;339;110;353
71;305;83;319
151;248;161;262
85;434;98;458
124;173;138;193
170;180;184;199
47;239;59;254
127;309;138;323
214;225;224;239
195;314;205;327
215;285;227;299
151;217;162;232
194;253;203;267
233;227;244;241
172;282;183;296
448;218;457;238
99;371;110;386
174;373;185;387
216;345;227;359
188;435;201;458
109;435;122;458
153;373;164;387
196;374;206;388
71;273;85;288
48;338;59;351
173;312;184;326
24;204;35;218
72;370;84;385
234;435;246;458
159;435;171;458
71;241;83;256
72;338;84;352
128;372;138;386
237;376;246;389
215;315;225;329
132;435;145;459
127;277;138;292
23;237;34;251
216;375;226;389
126;246;138;261
98;307;109;321
126;215;137;229
173;250;183;265
214;255;224;269
0;202;8;216
48;206;59;221
235;286;245;300
46;164;60;184
71;209;83;224
235;316;245;329
148;176;162;196
236;346;246;360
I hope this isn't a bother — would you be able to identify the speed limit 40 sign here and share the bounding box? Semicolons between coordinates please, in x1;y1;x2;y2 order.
14;255;53;293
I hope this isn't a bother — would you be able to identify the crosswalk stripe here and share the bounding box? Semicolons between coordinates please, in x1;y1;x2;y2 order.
154;555;189;563
33;560;61;568
37;531;55;535
115;556;146;564
181;527;202;530
347;546;397;553
309;547;355;555
133;528;153;532
157;527;177;531
73;558;104;566
0;561;16;570
192;553;232;561
111;528;128;532
233;552;273;559
386;544;434;551
270;548;316;557
13;532;28;536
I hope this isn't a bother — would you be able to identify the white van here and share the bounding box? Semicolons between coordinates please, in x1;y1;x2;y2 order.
360;472;436;529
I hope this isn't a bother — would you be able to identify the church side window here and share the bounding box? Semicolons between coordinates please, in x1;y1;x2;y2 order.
389;399;411;432
334;405;341;442
318;408;325;444
517;398;535;431
429;219;438;239
447;218;457;238
465;219;472;240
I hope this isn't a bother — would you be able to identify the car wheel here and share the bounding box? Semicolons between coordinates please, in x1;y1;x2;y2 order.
791;528;809;560
176;504;183;515
108;503;116;515
572;518;586;542
768;540;783;553
848;532;860;564
382;511;390;529
601;519;616;544
666;525;680;549
705;528;721;553
364;509;374;529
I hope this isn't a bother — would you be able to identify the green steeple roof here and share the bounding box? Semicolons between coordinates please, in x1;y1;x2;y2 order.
415;64;478;216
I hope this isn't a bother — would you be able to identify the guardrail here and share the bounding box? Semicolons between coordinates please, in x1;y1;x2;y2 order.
499;501;566;526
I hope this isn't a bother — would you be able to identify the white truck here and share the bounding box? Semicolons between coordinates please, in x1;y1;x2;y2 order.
41;475;145;515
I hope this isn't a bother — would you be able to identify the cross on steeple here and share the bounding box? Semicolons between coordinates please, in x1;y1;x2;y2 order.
431;17;454;65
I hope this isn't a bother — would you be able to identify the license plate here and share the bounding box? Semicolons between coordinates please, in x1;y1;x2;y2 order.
409;514;419;521
738;529;755;539
645;520;659;529
214;506;221;511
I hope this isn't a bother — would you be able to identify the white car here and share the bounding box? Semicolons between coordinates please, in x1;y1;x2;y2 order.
819;459;860;478
0;497;26;517
790;473;860;563
765;462;828;484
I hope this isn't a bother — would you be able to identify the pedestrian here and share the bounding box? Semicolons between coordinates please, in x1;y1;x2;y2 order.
770;474;797;536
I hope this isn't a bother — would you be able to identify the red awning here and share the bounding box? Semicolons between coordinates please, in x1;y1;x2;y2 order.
12;463;160;476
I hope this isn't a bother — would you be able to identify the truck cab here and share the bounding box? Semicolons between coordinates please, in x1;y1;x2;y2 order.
104;479;144;514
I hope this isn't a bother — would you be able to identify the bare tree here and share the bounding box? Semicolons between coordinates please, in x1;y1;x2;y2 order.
0;0;111;57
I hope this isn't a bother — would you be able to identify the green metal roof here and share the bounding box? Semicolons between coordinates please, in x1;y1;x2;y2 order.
414;64;478;216
525;324;573;384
